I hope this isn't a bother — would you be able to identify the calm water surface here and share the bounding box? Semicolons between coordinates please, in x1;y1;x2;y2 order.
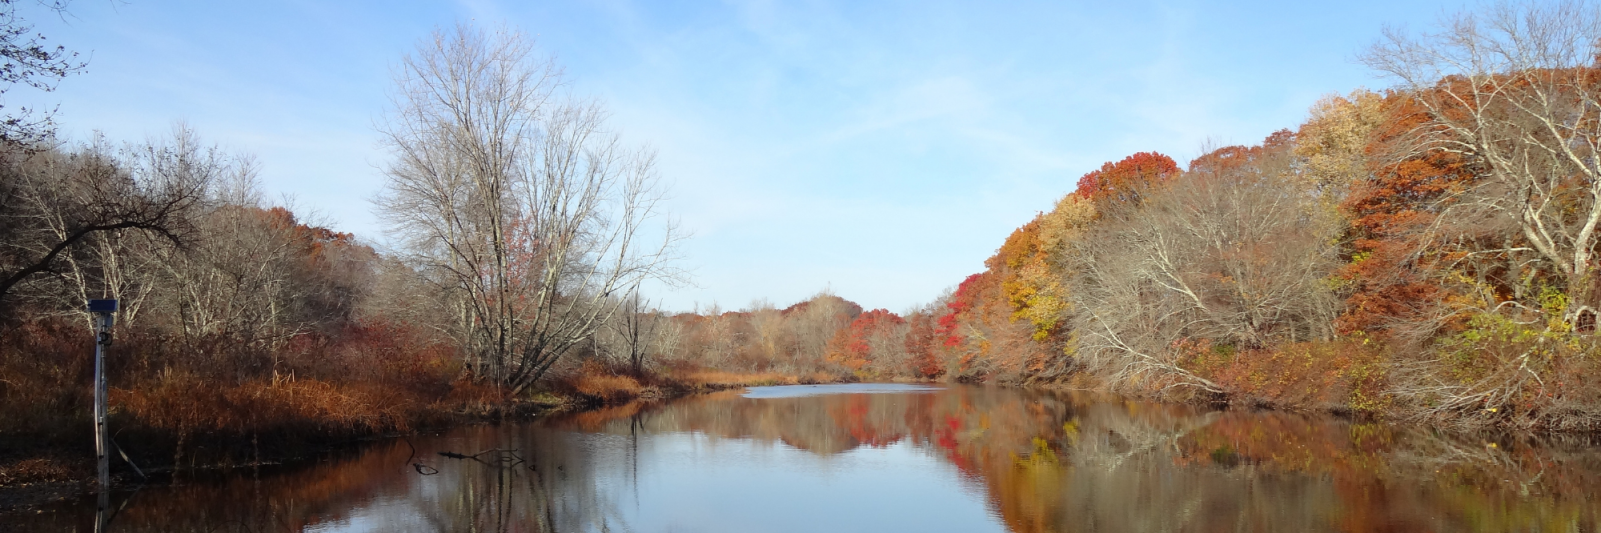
10;383;1601;532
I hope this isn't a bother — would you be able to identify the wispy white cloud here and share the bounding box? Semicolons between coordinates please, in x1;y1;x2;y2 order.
11;0;1487;311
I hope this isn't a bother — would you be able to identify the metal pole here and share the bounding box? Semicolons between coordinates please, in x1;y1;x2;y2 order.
93;318;108;530
94;314;108;490
87;299;117;515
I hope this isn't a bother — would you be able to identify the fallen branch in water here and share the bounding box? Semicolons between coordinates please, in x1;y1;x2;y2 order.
438;448;519;460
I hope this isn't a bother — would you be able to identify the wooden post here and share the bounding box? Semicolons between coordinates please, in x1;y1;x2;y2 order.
87;298;117;522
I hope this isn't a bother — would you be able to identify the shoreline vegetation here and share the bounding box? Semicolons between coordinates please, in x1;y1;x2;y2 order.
0;363;854;512
11;0;1601;511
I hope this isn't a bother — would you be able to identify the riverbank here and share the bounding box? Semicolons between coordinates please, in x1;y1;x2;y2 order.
11;382;1601;532
0;365;853;512
12;352;1594;515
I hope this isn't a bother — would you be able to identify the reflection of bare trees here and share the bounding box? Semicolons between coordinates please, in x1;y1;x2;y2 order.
10;426;639;532
1070;406;1219;471
1386;429;1601;503
389;427;633;533
1022;403;1353;533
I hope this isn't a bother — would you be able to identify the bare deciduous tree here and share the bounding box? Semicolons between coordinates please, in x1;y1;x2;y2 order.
0;0;85;147
782;291;858;368
599;287;662;374
378;24;682;394
1071;140;1342;393
1363;0;1601;314
745;299;785;367
0;127;214;311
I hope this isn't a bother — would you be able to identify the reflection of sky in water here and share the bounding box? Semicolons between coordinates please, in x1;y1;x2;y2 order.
609;433;999;533
306;430;1002;533
743;383;946;398
303;496;411;533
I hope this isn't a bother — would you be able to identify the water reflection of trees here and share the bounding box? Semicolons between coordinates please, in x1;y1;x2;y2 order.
11;426;631;532
548;387;1601;533
381;426;631;533
11;386;1601;532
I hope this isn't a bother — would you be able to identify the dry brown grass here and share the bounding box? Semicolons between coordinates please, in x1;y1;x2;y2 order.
436;378;510;415
545;360;651;404
571;373;644;402
116;375;419;437
107;372;430;468
0;458;78;486
674;369;797;388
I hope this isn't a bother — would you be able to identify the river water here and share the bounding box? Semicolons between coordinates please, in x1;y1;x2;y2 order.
10;383;1601;532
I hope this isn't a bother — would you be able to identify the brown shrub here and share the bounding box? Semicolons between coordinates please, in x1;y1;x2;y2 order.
0;319;93;438
547;360;646;404
1187;339;1389;413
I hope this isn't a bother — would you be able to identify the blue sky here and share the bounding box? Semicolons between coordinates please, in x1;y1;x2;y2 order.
10;0;1488;313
